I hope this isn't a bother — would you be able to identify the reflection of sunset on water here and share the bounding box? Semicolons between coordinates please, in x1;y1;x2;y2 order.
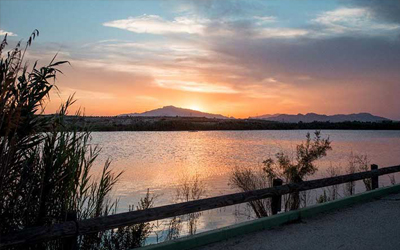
90;130;400;211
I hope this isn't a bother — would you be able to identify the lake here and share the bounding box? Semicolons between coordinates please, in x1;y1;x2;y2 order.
90;130;400;240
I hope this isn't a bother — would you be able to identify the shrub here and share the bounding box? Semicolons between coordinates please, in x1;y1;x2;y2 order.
231;131;331;216
263;131;331;210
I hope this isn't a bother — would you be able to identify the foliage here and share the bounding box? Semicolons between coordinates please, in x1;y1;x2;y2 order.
0;30;81;236
344;153;372;196
102;189;155;249
0;31;153;249
61;116;400;132
263;131;332;210
164;216;182;241
344;153;357;196
230;131;331;216
230;167;271;218
263;131;332;183
354;154;371;191
388;174;396;185
174;174;206;236
325;164;340;201
316;190;331;204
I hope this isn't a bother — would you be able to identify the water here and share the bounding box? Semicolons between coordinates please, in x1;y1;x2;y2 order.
89;130;400;239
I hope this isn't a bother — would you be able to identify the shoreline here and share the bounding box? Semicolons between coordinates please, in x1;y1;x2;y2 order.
56;116;400;132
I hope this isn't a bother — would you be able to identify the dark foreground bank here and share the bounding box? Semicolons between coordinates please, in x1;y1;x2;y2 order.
56;116;400;131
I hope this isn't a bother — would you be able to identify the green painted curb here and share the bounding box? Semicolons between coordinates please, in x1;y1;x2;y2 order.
140;184;400;250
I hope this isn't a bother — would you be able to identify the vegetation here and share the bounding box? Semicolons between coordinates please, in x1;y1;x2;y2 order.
388;174;396;185
102;190;155;249
0;31;153;249
263;131;332;210
355;154;372;191
231;131;332;216
325;165;340;201
162;174;206;241
316;190;331;204
54;116;400;132
147;175;207;243
230;167;271;217
344;153;372;196
175;174;206;236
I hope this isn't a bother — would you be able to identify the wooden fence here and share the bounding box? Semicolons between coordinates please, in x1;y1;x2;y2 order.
1;164;400;248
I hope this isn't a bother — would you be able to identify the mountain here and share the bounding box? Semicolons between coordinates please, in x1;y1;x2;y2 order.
119;105;229;119
250;113;391;123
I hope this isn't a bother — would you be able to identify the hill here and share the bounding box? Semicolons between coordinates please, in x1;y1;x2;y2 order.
119;105;229;119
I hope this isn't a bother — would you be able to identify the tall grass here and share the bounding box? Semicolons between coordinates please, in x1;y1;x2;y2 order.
344;153;374;196
102;189;155;249
0;31;152;249
175;174;206;236
230;166;271;217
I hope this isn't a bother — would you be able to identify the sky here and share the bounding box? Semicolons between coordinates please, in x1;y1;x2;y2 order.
1;0;400;119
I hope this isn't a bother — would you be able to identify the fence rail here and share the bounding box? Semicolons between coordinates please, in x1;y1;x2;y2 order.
2;164;400;247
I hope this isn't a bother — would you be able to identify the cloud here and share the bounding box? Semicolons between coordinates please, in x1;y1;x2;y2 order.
312;7;400;36
85;40;210;58
102;6;399;40
0;29;17;36
103;13;308;39
156;79;238;94
44;2;400;117
348;0;400;24
258;28;309;38
264;78;277;83
103;14;205;35
254;16;277;24
207;34;400;82
182;0;269;20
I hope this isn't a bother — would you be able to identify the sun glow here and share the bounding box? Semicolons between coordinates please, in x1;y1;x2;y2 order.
188;105;202;112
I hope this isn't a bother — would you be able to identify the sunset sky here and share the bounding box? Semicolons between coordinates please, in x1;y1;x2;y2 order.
1;0;400;119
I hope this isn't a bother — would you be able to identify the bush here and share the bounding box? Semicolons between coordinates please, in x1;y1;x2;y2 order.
231;131;331;216
263;131;331;210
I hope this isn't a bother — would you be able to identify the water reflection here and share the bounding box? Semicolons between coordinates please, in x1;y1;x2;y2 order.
89;130;400;239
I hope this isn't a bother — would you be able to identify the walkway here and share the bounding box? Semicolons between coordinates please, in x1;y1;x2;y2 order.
198;193;400;250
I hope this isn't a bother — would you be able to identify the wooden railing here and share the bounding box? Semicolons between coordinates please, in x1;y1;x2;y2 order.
1;164;400;247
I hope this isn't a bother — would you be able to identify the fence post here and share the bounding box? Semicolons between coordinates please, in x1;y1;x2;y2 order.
64;210;78;250
371;164;379;190
271;178;283;215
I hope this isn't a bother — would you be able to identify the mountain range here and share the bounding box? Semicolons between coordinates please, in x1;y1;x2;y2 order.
120;106;391;123
119;105;229;119
250;113;391;123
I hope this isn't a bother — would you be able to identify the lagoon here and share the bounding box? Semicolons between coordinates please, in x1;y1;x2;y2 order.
90;130;400;238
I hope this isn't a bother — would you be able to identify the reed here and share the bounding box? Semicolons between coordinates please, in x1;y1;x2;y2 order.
0;31;151;249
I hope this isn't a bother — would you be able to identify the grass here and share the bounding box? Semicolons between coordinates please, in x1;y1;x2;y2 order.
0;31;153;249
